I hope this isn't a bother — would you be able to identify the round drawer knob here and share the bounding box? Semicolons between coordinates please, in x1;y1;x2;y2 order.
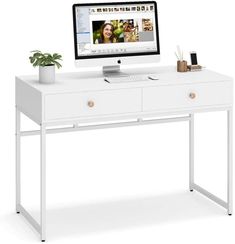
87;100;95;107
189;92;196;99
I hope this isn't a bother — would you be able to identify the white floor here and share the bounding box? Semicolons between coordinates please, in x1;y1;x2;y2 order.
2;191;234;243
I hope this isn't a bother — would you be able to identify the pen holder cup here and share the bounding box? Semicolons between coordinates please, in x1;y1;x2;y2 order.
177;60;187;72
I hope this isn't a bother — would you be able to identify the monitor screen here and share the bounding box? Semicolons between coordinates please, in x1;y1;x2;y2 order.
73;1;160;60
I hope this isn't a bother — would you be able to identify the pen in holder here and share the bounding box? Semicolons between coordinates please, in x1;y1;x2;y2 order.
175;46;187;72
177;60;187;72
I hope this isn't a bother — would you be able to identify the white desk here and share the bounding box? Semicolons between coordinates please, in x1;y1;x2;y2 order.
15;66;233;241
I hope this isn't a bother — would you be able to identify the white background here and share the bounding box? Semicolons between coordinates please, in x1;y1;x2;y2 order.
0;0;234;243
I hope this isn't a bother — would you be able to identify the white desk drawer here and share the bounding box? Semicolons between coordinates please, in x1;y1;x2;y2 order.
143;81;232;112
45;88;141;120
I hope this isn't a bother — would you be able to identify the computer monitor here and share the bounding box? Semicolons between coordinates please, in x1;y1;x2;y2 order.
72;1;160;75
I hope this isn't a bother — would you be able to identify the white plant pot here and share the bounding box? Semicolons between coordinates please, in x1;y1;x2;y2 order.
39;65;55;84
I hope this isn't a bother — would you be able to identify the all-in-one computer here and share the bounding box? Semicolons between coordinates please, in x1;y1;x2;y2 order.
73;1;160;82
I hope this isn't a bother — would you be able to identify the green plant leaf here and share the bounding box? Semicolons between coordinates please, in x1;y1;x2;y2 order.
31;50;41;54
29;50;62;67
53;60;62;69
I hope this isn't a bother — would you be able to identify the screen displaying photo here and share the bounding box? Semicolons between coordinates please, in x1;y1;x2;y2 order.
92;19;154;44
74;3;158;56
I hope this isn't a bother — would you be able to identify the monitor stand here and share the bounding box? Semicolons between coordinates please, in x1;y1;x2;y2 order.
103;65;129;77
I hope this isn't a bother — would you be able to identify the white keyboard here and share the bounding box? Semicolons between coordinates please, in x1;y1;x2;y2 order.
104;75;149;83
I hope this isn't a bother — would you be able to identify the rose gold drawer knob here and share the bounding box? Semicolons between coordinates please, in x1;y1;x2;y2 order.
87;100;95;107
189;92;196;99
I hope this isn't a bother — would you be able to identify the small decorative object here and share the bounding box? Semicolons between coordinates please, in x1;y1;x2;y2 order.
175;45;187;72
188;51;202;71
187;64;202;72
29;50;62;84
190;51;198;65
177;60;187;72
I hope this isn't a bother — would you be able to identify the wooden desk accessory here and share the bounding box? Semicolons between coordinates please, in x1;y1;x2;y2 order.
187;65;202;72
177;60;188;72
175;46;187;72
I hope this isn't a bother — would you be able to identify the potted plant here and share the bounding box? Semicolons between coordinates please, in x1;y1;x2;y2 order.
29;50;62;84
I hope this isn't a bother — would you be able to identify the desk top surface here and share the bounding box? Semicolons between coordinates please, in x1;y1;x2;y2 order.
16;66;233;94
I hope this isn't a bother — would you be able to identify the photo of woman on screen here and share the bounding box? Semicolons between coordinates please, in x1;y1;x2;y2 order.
95;23;117;44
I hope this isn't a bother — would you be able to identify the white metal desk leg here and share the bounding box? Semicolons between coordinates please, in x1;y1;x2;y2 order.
189;114;194;191
16;107;21;213
227;109;233;215
40;124;46;241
